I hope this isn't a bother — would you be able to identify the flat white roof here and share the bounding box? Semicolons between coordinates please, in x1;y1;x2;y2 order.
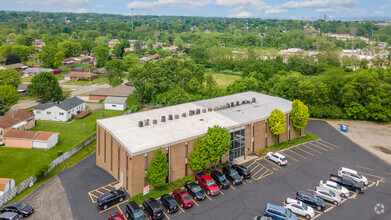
97;91;292;156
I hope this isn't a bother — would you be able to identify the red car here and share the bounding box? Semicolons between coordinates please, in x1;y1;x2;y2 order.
108;212;125;220
195;172;220;196
173;189;193;208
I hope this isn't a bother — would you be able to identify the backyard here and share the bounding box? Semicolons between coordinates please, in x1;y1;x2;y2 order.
61;76;109;86
212;73;241;88
0;110;124;184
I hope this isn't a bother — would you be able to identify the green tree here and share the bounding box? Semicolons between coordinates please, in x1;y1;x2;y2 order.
81;39;93;55
27;72;63;103
106;59;126;87
123;53;139;68
95;44;110;67
290;100;309;137
189;46;210;65
39;45;64;68
0;85;18;110
0;96;6;116
188;137;210;171
268;109;286;146
59;41;82;58
203;125;231;166
157;49;171;58
146;147;169;187
112;41;130;58
0;69;22;88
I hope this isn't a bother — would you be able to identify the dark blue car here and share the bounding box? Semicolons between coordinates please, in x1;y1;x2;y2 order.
296;191;325;211
264;203;297;220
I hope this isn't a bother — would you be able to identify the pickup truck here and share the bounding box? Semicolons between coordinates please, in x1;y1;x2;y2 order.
329;174;364;194
194;172;220;196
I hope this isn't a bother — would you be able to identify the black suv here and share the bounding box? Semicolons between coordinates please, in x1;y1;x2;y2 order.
184;181;206;200
142;198;163;220
210;170;230;189
160;194;179;214
125;201;146;220
222;166;242;185
0;202;34;217
296;190;325;211
232;164;251;179
97;190;126;210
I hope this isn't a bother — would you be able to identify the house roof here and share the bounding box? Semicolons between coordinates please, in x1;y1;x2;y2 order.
89;84;134;97
62;58;75;63
34;96;85;111
0;109;34;129
104;96;128;105
4;63;28;69
33;132;58;141
97;91;292;156
23;68;54;74
63;72;97;78
17;83;28;91
4;130;39;139
0;178;12;191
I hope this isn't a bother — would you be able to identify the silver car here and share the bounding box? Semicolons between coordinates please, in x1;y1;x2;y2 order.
319;180;349;198
314;186;341;205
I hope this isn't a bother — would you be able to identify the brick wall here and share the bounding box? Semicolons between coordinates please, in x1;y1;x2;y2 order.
169;142;186;181
253;120;266;153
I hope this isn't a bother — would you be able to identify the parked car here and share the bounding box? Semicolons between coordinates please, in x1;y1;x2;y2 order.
173;189;193;208
329;174;364;194
160;194;179;214
296;191;325;211
97;190;126;210
0;212;21;220
142;198;163;220
319;180;349;197
222;166;242;185
232;164;251;179
338;167;368;185
0;202;34;217
253;216;272;220
314;186;341;205
210;170;230;189
125;201;147;220
184;181;206;200
108;212;126;220
194;172;220;195
266;152;288;165
284;198;315;220
264;203;297;220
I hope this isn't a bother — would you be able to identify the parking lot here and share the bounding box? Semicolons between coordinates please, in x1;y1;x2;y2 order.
25;120;391;220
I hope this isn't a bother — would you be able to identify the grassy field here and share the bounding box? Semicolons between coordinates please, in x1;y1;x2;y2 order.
259;132;320;155
0;110;123;184
213;73;241;88
61;76;108;86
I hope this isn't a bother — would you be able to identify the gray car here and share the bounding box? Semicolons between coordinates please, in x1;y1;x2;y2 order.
314;186;341;205
0;212;21;220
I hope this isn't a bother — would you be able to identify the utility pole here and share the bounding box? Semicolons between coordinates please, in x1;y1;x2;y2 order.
132;8;134;31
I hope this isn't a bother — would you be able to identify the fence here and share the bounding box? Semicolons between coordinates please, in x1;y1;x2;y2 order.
0;134;96;207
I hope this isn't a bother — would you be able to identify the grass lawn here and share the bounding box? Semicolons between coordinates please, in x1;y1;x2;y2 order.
213;73;241;88
21;77;32;82
61;76;108;86
259;132;320;156
0;110;123;184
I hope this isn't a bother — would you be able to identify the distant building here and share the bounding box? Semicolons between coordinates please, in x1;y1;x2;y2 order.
63;72;97;81
17;84;28;97
104;97;128;110
23;68;54;77
4;63;28;72
33;97;85;122
89;84;134;101
3;130;59;149
280;48;302;56
0;109;35;140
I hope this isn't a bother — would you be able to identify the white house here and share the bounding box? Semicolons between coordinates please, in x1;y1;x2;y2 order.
0;178;15;197
104;96;128;110
33;97;85;121
32;132;59;149
23;68;54;77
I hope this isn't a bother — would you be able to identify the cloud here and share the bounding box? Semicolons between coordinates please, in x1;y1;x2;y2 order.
127;0;211;10
228;11;253;17
265;8;288;15
20;0;89;8
373;10;384;16
379;4;390;9
215;0;270;11
279;0;358;9
96;4;104;8
62;8;90;13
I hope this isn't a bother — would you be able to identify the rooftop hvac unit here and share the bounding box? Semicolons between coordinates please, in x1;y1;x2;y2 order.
246;100;250;104
145;119;150;126
138;121;143;127
236;101;240;106
161;116;166;122
242;100;246;104
214;106;219;111
231;102;234;107
153;119;157;124
202;109;207;113
182;113;187;117
252;97;256;103
189;110;194;116
168;114;173;120
226;103;230;108
175;115;179;119
208;107;212;112
196;109;200;114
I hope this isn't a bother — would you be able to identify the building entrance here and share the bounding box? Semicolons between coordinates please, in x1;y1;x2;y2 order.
229;127;246;159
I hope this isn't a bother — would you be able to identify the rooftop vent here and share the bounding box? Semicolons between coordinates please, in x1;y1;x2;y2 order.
196;109;200;114
153;119;157;124
202;109;207;113
231;102;234;107
208;107;212;112
138;121;143;127
145;119;150;126
175;115;179;119
252;97;256;103
214;106;219;111
242;100;246;104
161;116;166;122
246;100;250;104
182;113;187;117
226;103;230;108
168;114;173;120
189;110;194;116
236;101;240;106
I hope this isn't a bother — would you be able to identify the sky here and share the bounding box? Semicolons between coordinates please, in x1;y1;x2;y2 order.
1;0;390;19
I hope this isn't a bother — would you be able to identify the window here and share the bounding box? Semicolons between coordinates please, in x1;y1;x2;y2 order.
112;105;116;107
47;112;51;115
59;113;64;116
36;111;41;114
68;111;71;114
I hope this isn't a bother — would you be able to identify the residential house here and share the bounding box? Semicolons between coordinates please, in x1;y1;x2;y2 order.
32;39;44;51
62;58;75;66
139;57;151;63
89;84;134;101
280;48;302;56
4;63;28;72
0;109;35;140
17;83;28;97
63;72;97;81
0;178;15;197
33;96;85;122
104;97;128;110
3;130;59;149
23;68;54;77
148;54;162;60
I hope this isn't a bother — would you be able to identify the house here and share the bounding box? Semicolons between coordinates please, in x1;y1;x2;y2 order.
32;39;44;51
280;48;302;56
139;57;151;63
17;83;28;97
4;63;28;72
89;84;134;101
3;130;59;149
32;62;42;68
62;58;75;66
104;97;128;110
63;72;97;81
33;96;85;122
0;178;15;197
73;56;92;64
23;68;54;77
148;54;162;60
0;109;35;140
